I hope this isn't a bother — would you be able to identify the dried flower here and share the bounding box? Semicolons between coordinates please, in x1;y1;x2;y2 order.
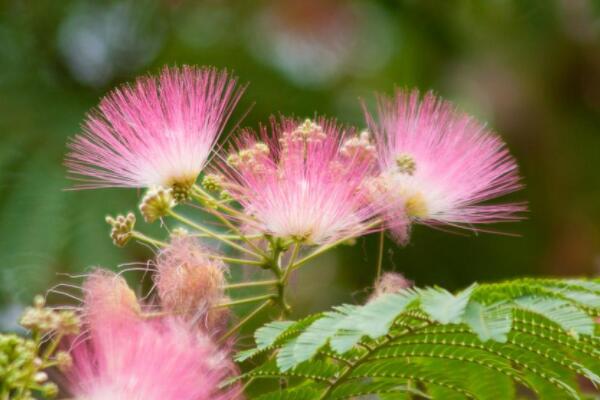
222;117;382;245
66;66;244;198
154;237;228;332
366;90;525;243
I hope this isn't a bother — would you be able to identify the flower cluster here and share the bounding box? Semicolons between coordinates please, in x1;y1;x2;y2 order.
45;64;526;399
64;268;239;400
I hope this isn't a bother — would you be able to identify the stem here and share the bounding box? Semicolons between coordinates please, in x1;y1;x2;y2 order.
41;333;63;361
192;188;268;257
131;231;168;248
213;294;275;309
219;299;273;343
167;210;262;259
192;185;248;220
281;242;300;284
375;230;385;281
209;254;266;267
223;279;279;290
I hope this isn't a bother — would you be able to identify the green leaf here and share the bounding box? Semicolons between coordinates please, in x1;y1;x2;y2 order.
420;283;477;324
514;296;595;336
462;301;512;342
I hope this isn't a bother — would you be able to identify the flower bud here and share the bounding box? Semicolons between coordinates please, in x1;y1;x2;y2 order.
139;186;176;223
369;272;413;302
105;213;136;247
154;238;228;331
83;269;141;323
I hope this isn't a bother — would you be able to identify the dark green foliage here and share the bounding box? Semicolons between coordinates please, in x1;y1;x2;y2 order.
236;278;600;399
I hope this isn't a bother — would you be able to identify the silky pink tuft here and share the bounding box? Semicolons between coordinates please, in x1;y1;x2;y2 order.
222;117;381;245
66;66;244;190
65;270;241;400
154;236;230;333
365;90;525;243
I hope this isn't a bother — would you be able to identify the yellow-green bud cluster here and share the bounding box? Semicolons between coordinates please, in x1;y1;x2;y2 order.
19;296;80;335
395;153;416;175
340;130;376;161
227;142;270;171
139;186;176;223
106;213;136;247
0;333;60;399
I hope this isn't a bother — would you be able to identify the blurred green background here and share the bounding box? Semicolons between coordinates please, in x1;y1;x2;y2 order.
1;0;599;330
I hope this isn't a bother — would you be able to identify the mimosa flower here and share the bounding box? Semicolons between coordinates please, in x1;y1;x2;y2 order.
154;237;229;333
366;90;525;243
66;270;240;400
66;66;244;199
222;117;381;245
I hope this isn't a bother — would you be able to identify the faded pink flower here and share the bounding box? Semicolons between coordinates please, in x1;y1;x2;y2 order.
66;270;240;400
222;117;381;245
366;90;525;243
154;236;230;333
66;66;244;194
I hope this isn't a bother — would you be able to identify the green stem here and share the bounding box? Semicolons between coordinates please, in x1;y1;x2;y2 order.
375;230;385;281
192;188;268;257
192;185;248;220
223;279;279;290
219;299;273;343
213;294;275;309
210;254;266;267
167;210;262;259
131;231;168;248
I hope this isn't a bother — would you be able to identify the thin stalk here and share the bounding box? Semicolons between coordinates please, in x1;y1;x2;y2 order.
213;294;275;309
291;220;383;273
209;254;266;267
375;230;385;281
41;333;63;361
131;231;168;248
191;187;268;257
191;232;264;240
223;279;279;290
167;210;262;259
281;242;301;284
219;299;273;343
192;185;248;220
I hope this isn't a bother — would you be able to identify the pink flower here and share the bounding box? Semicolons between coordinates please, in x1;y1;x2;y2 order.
65;270;240;400
66;66;244;194
365;90;525;243
154;237;230;333
222;117;381;245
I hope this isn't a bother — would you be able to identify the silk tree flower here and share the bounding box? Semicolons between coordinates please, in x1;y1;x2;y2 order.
66;66;244;199
65;270;240;400
365;90;525;243
154;237;230;333
222;117;381;245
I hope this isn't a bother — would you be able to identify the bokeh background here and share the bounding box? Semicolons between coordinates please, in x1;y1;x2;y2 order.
1;0;599;331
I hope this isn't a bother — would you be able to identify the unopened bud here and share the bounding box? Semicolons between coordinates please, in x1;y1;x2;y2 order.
369;272;413;302
40;382;58;398
202;174;224;193
55;351;73;371
155;238;226;330
139;186;175;223
84;270;141;321
106;213;136;247
395;153;416;175
34;371;48;383
340;130;376;162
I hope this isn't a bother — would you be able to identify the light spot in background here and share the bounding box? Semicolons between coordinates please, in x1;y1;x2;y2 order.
56;0;166;87
0;302;24;332
245;0;395;87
